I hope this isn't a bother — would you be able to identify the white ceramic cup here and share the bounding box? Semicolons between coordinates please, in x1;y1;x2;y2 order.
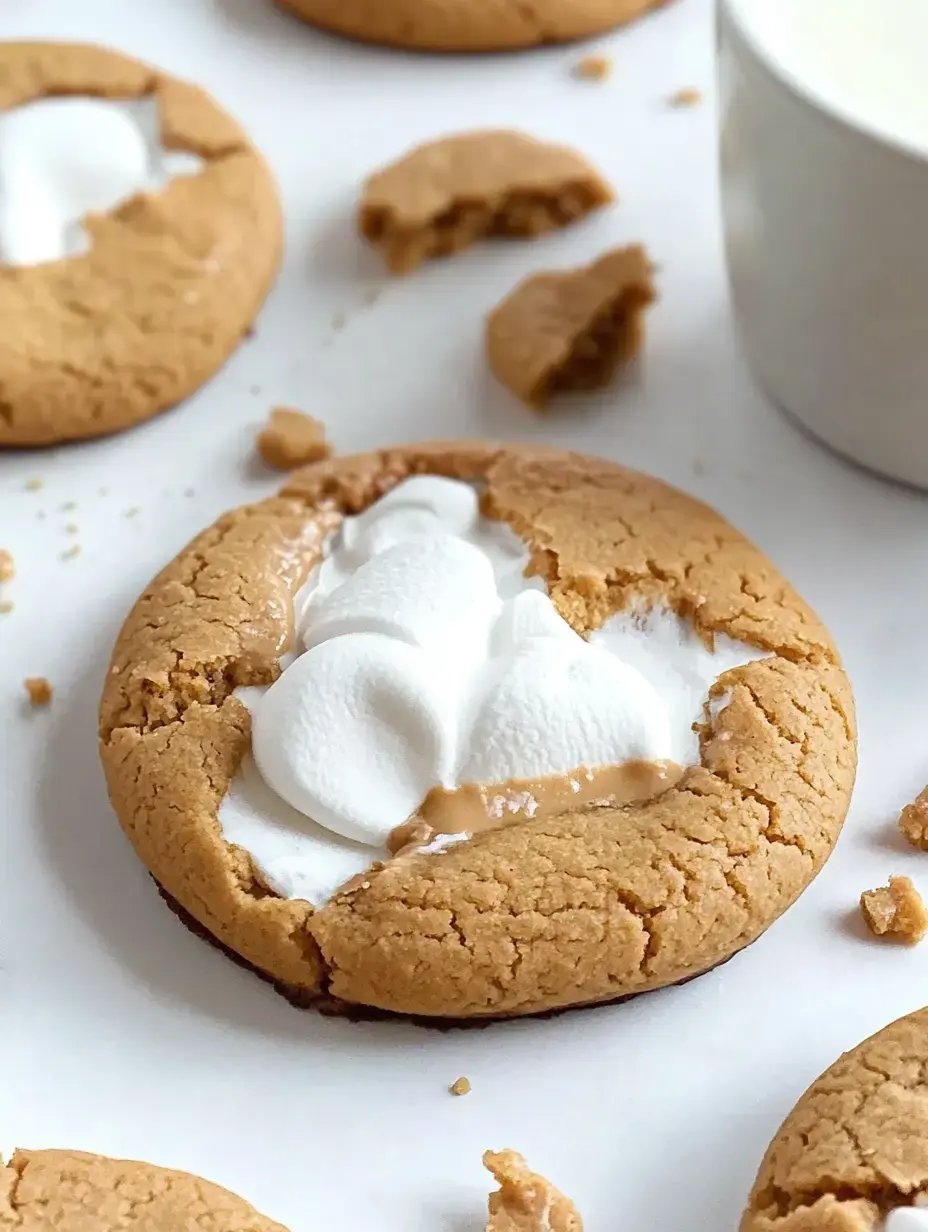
719;0;928;488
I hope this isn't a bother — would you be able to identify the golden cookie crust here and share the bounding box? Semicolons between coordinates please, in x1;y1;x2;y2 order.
0;42;282;448
99;441;856;1021
273;0;675;52
0;1149;286;1232
741;1007;928;1230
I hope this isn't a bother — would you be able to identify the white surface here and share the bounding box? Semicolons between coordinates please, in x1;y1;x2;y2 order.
720;0;928;489
0;97;203;265
3;2;928;1230
888;1209;928;1232
240;476;759;882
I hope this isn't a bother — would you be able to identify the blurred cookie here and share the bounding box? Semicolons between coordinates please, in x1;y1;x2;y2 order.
100;441;855;1021
360;131;613;275
273;0;675;52
487;245;656;406
0;1148;286;1232
0;42;281;446
742;1008;928;1230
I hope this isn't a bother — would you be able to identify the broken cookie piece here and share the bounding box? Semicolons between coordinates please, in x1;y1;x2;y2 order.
899;787;928;852
0;549;14;582
359;130;614;275
487;245;656;407
860;876;928;944
484;1150;582;1232
257;408;332;472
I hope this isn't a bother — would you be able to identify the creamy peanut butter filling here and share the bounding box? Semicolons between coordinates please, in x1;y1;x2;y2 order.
387;758;683;856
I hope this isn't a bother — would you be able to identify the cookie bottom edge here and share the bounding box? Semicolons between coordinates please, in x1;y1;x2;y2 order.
155;877;741;1029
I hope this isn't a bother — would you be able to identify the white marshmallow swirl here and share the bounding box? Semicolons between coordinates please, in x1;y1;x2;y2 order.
0;96;204;267
219;476;766;905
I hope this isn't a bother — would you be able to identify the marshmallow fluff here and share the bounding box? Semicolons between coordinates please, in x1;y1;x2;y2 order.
219;476;767;905
0;96;204;266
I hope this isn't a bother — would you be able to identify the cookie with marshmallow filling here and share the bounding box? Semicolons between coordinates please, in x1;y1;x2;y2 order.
0;42;281;447
99;441;856;1021
741;1007;928;1232
0;1148;287;1232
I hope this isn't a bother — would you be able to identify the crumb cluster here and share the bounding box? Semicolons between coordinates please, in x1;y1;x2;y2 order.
860;876;928;944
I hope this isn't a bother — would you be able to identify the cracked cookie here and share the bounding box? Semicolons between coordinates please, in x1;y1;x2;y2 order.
99;440;856;1022
359;131;613;275
486;246;656;407
0;42;281;447
273;0;675;51
0;1148;286;1231
741;1007;928;1231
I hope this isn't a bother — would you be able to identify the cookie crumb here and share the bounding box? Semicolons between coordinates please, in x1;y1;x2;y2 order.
450;1076;471;1097
64;522;79;535
363;286;383;306
0;549;14;582
60;500;77;512
899;787;928;852
0;600;13;614
669;86;703;108
257;408;333;471
360;130;614;275
125;507;140;518
484;1150;582;1231
331;311;347;332
60;544;81;561
24;477;43;491
487;245;657;407
24;677;53;706
574;55;611;81
860;876;928;944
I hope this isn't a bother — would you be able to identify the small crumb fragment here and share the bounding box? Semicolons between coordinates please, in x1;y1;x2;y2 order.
487;245;656;407
363;286;383;306
899;787;928;852
484;1150;582;1232
183;488;195;498
24;477;43;491
257;407;333;471
60;544;81;561
331;311;347;332
64;522;79;535
669;86;702;108
59;500;76;512
0;549;14;582
450;1077;471;1097
0;600;13;614
24;677;53;707
574;55;611;81
124;507;139;518
860;876;928;944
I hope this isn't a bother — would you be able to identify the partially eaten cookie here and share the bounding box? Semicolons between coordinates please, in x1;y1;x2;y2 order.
486;246;656;407
359;131;614;275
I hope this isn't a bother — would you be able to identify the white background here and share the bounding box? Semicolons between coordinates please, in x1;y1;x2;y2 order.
3;1;928;1229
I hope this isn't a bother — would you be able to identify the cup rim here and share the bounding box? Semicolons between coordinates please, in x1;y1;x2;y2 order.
719;0;928;169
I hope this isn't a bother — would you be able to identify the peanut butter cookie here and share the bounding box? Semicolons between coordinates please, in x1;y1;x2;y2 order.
0;1149;286;1232
486;246;656;406
99;441;855;1022
359;131;613;275
273;0;675;52
741;1007;928;1231
0;42;281;447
